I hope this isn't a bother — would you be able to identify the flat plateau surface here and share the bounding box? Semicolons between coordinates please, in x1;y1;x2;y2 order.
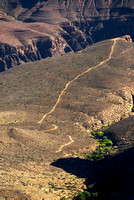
0;38;134;199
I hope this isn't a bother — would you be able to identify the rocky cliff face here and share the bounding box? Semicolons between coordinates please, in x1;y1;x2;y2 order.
6;0;134;42
0;12;71;72
1;0;134;21
0;42;41;72
0;0;134;70
0;37;71;72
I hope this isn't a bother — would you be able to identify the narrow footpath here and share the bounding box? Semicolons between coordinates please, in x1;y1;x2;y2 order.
38;38;119;152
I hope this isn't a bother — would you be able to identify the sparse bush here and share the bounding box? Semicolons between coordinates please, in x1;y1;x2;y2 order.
99;143;106;148
88;183;96;190
73;128;114;200
74;192;87;200
88;131;113;161
92;192;99;198
91;131;104;139
60;197;68;200
104;146;111;153
82;191;91;198
102;137;113;146
74;190;97;200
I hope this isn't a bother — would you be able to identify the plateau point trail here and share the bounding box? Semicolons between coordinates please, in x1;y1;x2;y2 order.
38;38;118;126
37;38;119;152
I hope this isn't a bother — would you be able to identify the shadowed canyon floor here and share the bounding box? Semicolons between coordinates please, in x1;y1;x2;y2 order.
0;38;134;199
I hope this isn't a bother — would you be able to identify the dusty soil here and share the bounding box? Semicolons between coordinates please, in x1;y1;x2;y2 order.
0;38;134;199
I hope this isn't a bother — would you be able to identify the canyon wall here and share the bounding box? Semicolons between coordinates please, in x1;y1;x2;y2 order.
0;37;71;72
0;0;134;71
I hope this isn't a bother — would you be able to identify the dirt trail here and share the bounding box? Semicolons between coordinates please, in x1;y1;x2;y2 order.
38;38;118;125
56;135;74;153
43;124;58;132
38;38;119;152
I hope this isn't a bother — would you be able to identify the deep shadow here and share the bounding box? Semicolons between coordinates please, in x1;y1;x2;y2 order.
36;38;52;59
51;157;94;182
20;0;39;9
19;0;48;9
51;147;134;200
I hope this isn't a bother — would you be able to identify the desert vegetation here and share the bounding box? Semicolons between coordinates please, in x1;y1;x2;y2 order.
60;130;114;200
87;131;113;161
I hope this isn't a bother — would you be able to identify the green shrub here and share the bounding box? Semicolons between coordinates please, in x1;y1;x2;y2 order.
82;191;91;198
92;192;99;197
88;131;113;161
99;143;106;147
74;129;114;200
104;146;111;153
88;183;96;190
75;193;86;200
103;137;113;146
92;131;104;139
74;190;99;200
74;191;91;200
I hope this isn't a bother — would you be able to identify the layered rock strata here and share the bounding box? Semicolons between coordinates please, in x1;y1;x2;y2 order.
0;0;134;70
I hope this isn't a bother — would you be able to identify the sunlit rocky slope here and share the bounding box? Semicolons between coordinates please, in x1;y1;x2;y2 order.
0;37;134;199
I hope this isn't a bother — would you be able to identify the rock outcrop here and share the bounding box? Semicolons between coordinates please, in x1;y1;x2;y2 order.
122;35;133;42
0;12;71;72
0;42;41;72
0;36;71;72
2;0;134;23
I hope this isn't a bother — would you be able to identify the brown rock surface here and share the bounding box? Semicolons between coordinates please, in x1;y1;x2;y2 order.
122;35;133;42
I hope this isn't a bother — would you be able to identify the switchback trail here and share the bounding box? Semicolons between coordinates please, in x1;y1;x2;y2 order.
56;135;74;153
38;38;118;125
43;124;58;132
38;38;119;152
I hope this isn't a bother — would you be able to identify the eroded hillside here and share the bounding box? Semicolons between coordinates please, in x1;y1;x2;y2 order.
0;37;134;199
